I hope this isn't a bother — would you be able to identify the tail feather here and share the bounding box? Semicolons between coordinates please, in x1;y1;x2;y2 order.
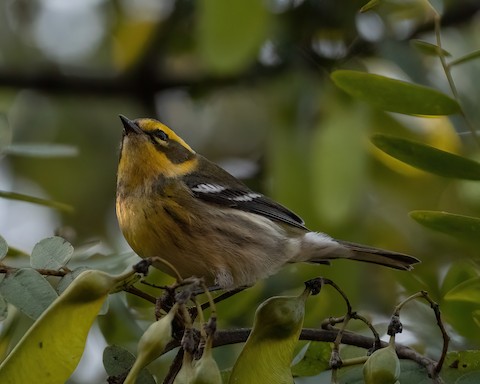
335;240;420;270
299;232;420;271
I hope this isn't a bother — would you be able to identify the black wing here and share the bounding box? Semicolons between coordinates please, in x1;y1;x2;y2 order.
184;156;307;230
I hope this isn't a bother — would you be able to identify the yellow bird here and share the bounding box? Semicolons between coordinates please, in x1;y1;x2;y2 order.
116;116;419;289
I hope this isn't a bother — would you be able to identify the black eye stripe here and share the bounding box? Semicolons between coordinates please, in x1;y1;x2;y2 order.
150;129;169;141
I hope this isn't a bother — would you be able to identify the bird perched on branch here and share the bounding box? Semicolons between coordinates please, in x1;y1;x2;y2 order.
116;116;419;289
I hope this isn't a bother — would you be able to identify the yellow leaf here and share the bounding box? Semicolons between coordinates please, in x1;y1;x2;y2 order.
370;116;460;177
114;20;158;71
0;269;135;384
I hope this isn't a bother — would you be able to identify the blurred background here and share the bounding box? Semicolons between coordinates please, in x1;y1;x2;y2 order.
1;0;480;382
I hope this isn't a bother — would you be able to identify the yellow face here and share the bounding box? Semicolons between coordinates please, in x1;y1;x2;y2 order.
133;118;195;154
117;117;198;186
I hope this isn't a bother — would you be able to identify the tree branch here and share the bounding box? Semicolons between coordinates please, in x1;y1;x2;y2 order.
160;326;436;376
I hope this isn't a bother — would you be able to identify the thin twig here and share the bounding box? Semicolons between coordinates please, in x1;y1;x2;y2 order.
0;265;67;277
420;291;450;374
430;6;480;145
124;286;156;304
391;290;449;381
162;348;184;384
321;278;353;314
351;312;381;351
149;256;184;283
201;286;246;310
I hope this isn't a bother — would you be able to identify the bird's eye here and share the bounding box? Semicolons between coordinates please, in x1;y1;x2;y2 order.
152;129;168;141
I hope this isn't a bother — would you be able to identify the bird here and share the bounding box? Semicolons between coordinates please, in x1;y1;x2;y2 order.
116;115;419;289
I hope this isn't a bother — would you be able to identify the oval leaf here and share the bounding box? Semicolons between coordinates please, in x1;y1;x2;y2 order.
0;234;7;260
411;40;451;57
441;262;479;297
103;345;156;384
0;190;73;213
312;104;368;225
331;70;460;115
0;295;8;321
444;277;480;304
197;0;270;75
291;341;330;377
410;211;480;244
360;0;381;13
31;236;74;270
0;269;58;320
4;144;78;158
442;350;480;383
456;372;480;384
6;245;28;258
372;134;480;179
114;19;159;71
449;49;480;67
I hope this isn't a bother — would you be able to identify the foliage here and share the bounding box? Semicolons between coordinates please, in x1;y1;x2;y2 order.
0;268;136;384
1;0;480;383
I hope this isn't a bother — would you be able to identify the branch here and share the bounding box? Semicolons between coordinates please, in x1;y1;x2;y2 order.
159;326;436;375
0;265;67;277
300;328;436;371
1;1;478;100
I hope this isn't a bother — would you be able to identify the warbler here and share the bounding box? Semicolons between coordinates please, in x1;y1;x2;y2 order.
116;116;419;289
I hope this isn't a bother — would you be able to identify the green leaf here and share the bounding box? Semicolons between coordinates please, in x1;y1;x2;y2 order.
221;369;232;383
0;115;11;156
292;341;330;377
0;269;134;384
449;49;480;67
312;103;368;225
4;144;78;158
372;134;480;179
103;345;156;384
444;277;480;304
410;211;480;244
331;70;460;115
441;262;479;297
0;190;73;213
0;295;8;321
56;267;90;295
197;0;269;75
0;234;7;260
456;372;480;384
0;269;58;320
30;236;74;270
474;310;480;328
360;0;381;13
6;246;28;258
410;40;451;57
442;351;480;383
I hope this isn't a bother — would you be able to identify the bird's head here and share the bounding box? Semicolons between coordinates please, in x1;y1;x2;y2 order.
118;116;197;181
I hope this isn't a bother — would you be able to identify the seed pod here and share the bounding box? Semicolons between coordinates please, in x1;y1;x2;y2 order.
363;337;400;384
173;352;195;384
124;304;178;384
229;290;309;384
192;337;222;384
